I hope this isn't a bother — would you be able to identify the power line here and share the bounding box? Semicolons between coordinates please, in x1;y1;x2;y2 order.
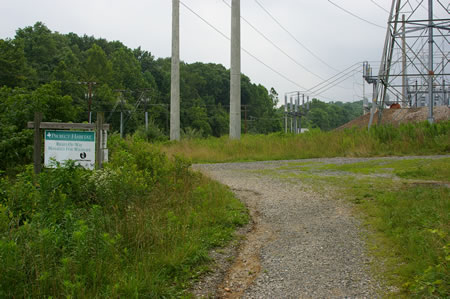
253;0;339;72
312;69;362;97
222;0;325;80
328;0;386;29
179;0;308;90
180;1;364;102
306;62;362;92
369;0;390;14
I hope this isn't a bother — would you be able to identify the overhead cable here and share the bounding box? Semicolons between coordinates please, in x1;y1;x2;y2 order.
179;1;308;90
254;0;339;72
222;0;325;80
306;62;361;93
312;69;361;96
369;0;390;14
328;0;386;29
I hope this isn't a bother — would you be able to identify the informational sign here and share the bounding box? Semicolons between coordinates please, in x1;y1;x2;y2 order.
44;130;96;170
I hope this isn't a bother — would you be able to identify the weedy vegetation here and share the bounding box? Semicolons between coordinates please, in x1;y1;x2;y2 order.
161;121;450;297
162;121;450;163
0;121;448;297
0;135;248;298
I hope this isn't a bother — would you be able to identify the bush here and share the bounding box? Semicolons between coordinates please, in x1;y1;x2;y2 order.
0;138;247;297
133;121;167;142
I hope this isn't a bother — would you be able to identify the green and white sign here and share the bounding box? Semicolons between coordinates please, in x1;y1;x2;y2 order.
45;130;96;169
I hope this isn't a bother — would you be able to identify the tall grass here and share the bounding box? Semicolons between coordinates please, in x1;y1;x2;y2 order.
0;136;247;298
162;121;450;162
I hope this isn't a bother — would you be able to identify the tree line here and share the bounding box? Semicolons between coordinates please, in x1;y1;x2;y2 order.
0;22;362;170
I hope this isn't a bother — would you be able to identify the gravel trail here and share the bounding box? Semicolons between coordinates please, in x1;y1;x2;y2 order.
192;155;449;298
192;158;391;298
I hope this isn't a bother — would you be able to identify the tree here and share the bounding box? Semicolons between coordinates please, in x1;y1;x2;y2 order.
15;22;59;82
0;39;31;87
0;83;77;170
183;100;212;137
308;108;330;130
111;47;144;90
84;44;112;83
208;104;229;137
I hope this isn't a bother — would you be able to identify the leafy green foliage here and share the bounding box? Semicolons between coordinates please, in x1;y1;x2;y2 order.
133;122;168;142
0;82;77;171
299;98;363;130
0;138;248;297
0;39;32;87
0;22;288;151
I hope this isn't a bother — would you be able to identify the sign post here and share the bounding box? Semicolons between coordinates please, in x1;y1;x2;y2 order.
29;112;110;174
33;112;42;174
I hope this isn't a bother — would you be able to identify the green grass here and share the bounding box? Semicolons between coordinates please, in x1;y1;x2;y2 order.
161;122;450;163
0;136;248;298
255;158;449;297
312;158;450;180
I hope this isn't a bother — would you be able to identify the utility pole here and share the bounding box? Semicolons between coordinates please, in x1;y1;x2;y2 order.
427;0;434;123
290;96;293;133
120;95;125;138
230;0;241;140
243;105;248;134
294;96;298;134
80;81;96;123
415;81;418;107
284;95;288;133
170;0;181;140
299;94;302;133
88;82;93;123
363;72;366;114
402;14;407;105
144;97;149;130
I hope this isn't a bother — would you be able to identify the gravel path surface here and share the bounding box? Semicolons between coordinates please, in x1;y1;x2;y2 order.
192;158;396;298
192;155;449;298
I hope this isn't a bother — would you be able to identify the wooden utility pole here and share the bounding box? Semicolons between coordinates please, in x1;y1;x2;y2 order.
79;81;97;123
33;112;43;175
95;112;104;169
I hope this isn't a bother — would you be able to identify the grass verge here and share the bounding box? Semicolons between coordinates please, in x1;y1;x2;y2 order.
254;157;449;297
0;136;248;298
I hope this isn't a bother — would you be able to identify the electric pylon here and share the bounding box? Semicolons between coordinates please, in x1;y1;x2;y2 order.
368;0;449;127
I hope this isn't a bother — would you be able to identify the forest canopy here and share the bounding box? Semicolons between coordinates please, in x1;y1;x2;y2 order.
0;22;362;169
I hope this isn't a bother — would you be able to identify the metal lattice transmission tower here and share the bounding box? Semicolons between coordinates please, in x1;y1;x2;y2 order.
369;0;449;125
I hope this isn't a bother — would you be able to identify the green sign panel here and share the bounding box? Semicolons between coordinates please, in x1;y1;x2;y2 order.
44;130;96;169
45;130;95;142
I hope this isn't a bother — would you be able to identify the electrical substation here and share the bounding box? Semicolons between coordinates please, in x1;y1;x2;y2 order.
364;0;449;128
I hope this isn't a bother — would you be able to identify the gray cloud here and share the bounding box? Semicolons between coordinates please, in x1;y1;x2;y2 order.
0;0;392;102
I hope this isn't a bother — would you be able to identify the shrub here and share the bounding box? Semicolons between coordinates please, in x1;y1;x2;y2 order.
0;138;247;297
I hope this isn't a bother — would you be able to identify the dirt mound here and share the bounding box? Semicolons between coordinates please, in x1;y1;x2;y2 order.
337;106;450;130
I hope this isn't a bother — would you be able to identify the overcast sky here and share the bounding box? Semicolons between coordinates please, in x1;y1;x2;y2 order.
1;0;395;103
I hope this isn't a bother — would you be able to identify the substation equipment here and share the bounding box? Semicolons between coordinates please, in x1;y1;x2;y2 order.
364;0;449;128
284;91;310;134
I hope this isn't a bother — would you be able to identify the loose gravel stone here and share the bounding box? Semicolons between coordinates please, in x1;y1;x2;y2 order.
192;156;449;298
